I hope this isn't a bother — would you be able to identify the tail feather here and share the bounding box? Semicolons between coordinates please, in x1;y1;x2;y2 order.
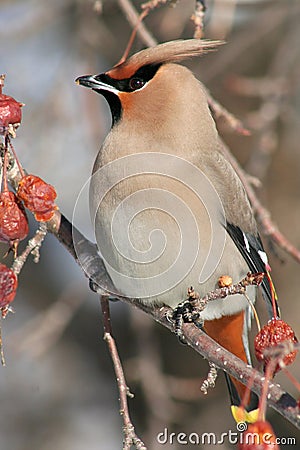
204;311;258;419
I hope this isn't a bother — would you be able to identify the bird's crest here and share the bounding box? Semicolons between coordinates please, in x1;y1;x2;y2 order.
107;39;223;80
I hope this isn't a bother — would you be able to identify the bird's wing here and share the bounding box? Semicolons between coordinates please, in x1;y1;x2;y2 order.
226;222;279;318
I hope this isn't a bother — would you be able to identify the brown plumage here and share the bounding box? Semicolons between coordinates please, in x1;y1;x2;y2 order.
76;39;278;418
107;39;223;79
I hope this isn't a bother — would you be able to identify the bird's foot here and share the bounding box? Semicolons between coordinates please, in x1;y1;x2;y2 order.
170;287;205;344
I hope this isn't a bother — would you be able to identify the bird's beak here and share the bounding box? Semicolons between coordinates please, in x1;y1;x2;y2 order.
75;74;118;94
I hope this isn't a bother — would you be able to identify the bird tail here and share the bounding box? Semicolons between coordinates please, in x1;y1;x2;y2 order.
204;310;260;422
229;270;280;424
225;373;259;424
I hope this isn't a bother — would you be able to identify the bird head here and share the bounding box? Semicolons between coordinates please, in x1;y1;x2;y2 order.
76;39;223;129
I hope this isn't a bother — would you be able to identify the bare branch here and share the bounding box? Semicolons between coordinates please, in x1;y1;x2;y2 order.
200;361;218;395
109;3;300;264
219;140;300;264
150;305;300;429
100;295;147;450
5;149;300;428
12;223;47;274
3;21;300;433
191;0;206;39
192;272;264;306
117;0;157;47
206;89;251;136
128;309;180;435
141;0;171;11
46;215;300;428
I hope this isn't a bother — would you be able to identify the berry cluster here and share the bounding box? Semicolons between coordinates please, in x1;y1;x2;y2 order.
0;75;58;316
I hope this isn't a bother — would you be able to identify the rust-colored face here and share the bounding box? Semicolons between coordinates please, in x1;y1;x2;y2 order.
75;39;222;125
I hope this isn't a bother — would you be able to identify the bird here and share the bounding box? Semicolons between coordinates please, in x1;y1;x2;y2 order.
76;39;278;421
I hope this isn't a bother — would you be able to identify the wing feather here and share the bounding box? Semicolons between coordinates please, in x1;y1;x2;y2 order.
226;222;279;318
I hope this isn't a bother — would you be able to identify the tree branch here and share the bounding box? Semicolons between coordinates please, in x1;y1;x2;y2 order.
100;295;146;450
4;78;300;431
115;2;300;264
5;152;300;429
117;0;157;47
219;140;300;264
48;212;300;430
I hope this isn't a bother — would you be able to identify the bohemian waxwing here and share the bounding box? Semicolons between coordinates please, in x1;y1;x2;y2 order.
76;39;279;421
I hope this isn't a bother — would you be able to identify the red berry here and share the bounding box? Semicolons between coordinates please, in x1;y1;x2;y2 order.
238;421;279;449
255;318;298;374
0;263;18;309
0;93;22;129
17;175;58;222
0;191;29;244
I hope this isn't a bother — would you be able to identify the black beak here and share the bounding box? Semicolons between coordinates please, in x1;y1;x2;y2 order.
75;74;118;94
75;75;97;89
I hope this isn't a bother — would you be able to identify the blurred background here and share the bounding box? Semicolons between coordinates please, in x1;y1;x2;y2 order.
1;0;300;449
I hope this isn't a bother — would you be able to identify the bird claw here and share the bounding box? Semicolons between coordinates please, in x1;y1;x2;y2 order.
170;290;205;344
89;276;101;293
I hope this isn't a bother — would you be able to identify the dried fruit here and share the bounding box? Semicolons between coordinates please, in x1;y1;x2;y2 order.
17;174;58;221
0;93;22;129
238;420;279;449
255;318;298;374
0;263;18;309
0;191;29;245
0;75;22;131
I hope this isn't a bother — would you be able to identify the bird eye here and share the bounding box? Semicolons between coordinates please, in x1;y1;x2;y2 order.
129;78;145;91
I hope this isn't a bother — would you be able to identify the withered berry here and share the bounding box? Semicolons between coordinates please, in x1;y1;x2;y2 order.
17;175;58;222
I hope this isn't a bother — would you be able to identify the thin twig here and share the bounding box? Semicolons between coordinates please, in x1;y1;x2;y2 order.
227;17;300;181
2;172;297;429
206;89;251;136
258;361;277;422
117;0;157;47
191;272;264;308
205;3;293;82
263;341;300;360
129;309;179;441
141;0;170;10
12;223;48;274
100;295;147;450
219;140;300;264
0;319;6;366
118;2;252;141
3;52;300;432
191;0;206;39
30;211;299;429
171;273;263;340
150;305;300;429
117;9;150;65
115;0;293;256
200;361;218;395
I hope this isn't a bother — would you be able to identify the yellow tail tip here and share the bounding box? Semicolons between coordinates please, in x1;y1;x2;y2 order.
231;405;260;424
